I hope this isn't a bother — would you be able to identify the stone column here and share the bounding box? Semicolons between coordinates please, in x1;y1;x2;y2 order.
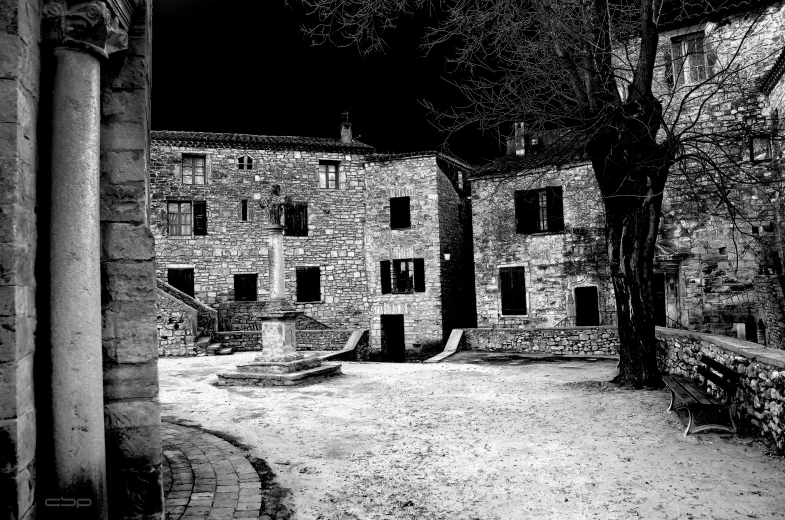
43;3;127;518
267;224;286;299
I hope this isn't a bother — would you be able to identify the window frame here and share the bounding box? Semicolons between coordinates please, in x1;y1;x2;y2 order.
295;266;322;302
167;201;192;237
668;31;717;87
499;266;527;316
182;154;207;185
240;199;249;222
515;186;564;235
380;258;425;294
390;196;411;230
237;155;253;170
233;273;258;302
318;161;341;189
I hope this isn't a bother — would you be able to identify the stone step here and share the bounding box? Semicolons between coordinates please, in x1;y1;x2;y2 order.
195;336;212;346
217;347;233;355
235;357;321;374
217;363;342;387
206;343;222;352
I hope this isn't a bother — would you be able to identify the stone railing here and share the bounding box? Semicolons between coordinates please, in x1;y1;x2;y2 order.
156;279;217;334
156;289;198;357
656;327;785;450
297;329;355;351
215;328;369;359
755;274;785;349
462;326;619;356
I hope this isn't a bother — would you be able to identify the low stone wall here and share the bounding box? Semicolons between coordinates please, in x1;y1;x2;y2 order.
462;326;619;356
755;275;785;349
656;327;785;450
157;278;217;334
214;331;264;352
157;290;198;356
297;329;354;351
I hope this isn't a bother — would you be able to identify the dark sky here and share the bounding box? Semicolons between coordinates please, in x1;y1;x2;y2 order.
152;1;502;165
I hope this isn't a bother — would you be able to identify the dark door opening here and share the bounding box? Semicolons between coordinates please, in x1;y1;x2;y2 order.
574;286;599;326
380;314;405;362
652;272;666;327
168;268;194;297
234;274;258;301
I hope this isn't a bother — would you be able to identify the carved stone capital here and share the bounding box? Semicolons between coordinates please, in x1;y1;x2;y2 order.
43;1;128;58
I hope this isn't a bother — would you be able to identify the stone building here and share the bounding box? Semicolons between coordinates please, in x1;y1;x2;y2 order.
469;0;785;343
2;0;162;519
150;128;474;357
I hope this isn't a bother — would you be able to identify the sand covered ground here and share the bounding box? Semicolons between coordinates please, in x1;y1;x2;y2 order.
159;352;785;519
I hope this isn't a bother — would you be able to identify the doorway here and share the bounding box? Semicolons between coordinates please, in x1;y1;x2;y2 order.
574;286;599;326
168;268;194;297
380;314;405;362
652;273;666;326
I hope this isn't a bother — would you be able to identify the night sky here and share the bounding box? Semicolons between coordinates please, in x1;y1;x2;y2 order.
152;1;502;165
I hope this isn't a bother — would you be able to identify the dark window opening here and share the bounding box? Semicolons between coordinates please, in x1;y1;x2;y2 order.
238;155;253;170
653;272;666;327
380;258;425;294
390;197;411;229
182;155;206;185
318;161;340;189
284;202;308;236
167;201;192;236
499;266;527;315
168;268;194;297
752;226;759;235
574;286;599;326
193;201;207;236
234;274;258;302
296;266;321;302
241;199;248;222
515;186;564;234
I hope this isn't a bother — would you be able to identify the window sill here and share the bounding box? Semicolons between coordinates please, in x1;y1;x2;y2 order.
296;299;324;304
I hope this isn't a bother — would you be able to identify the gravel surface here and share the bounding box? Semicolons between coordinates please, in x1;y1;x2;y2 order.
159;353;785;519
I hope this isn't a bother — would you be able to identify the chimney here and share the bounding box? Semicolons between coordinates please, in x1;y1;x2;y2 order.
340;122;352;144
514;122;526;155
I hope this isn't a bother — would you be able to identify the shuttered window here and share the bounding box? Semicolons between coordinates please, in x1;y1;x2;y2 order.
380;258;425;293
193;201;207;235
284;202;308;236
390;197;411;229
182;155;206;185
515;187;564;234
500;266;527;315
234;274;258;302
296;267;321;302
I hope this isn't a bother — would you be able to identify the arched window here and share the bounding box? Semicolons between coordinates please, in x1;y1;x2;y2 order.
238;155;253;170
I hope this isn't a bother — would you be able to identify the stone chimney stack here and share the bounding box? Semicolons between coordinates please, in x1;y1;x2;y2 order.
508;122;526;155
340;122;352;144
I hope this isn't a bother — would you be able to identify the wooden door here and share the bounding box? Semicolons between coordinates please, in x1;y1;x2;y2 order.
381;315;405;362
574;286;599;326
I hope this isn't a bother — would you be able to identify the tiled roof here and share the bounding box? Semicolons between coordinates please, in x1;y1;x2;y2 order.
760;46;785;95
151;130;375;153
365;150;473;170
657;0;777;31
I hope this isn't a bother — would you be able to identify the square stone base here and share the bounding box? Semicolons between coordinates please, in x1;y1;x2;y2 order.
217;363;342;387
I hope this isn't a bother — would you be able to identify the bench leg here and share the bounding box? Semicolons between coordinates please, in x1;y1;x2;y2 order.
728;402;738;435
684;407;694;437
667;389;676;413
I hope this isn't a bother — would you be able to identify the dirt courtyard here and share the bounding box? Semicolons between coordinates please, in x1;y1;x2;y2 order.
158;353;785;519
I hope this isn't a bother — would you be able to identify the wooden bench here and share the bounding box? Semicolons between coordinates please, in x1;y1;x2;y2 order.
661;355;740;436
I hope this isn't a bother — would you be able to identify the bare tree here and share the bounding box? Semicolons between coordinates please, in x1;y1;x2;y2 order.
297;0;784;386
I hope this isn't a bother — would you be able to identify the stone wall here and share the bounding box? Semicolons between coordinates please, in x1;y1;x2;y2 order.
157;291;198;357
99;4;163;517
157;278;217;334
150;136;371;329
214;331;264;352
0;0;41;517
364;154;471;350
471;165;614;328
297;329;354;351
462;326;620;356
755;275;785;348
656;327;785;450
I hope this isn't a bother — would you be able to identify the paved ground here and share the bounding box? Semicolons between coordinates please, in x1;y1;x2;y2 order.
159;352;785;519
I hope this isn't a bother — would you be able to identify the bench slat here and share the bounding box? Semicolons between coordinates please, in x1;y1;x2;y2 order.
676;377;717;406
662;376;699;406
700;356;740;383
696;365;735;397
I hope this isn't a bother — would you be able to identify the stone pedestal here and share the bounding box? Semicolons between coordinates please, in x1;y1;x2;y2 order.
218;225;341;386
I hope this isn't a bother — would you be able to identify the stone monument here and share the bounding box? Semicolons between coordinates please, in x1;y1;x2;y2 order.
218;185;342;386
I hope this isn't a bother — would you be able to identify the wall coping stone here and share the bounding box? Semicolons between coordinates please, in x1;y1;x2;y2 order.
470;326;618;332
656;326;785;369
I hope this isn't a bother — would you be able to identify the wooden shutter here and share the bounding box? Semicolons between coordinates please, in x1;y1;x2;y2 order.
500;267;526;315
515;190;539;234
299;203;308;236
671;40;685;86
413;258;425;292
380;260;391;294
663;49;674;88
193;201;207;235
546;187;564;232
500;268;514;314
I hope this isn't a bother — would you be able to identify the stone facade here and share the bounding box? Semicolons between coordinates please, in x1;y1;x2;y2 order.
1;0;163;518
656;328;785;450
462;326;619;356
157;291;198;357
755;275;785;348
364;153;475;351
470;164;614;328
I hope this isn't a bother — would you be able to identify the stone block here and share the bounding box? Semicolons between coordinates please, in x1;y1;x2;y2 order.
105;425;161;468
101;89;146;124
103;261;156;302
99;182;147;223
107;465;163;518
0;79;18;124
104;400;160;430
101;150;147;185
101;122;146;151
0;361;16;419
0;35;20;80
103;223;155;262
107;57;147;90
103;362;159;401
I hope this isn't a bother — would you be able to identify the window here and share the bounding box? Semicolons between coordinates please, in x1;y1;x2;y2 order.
296;267;321;302
379;258;425;294
240;200;249;222
182;155;206;185
193;201;207;235
167;202;192;236
515;186;564;234
238;155;253;170
168;268;194;297
284;202;308;236
390;197;411;229
499;266;527;315
234;274;258;301
318;162;340;189
668;32;717;86
750;135;772;163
